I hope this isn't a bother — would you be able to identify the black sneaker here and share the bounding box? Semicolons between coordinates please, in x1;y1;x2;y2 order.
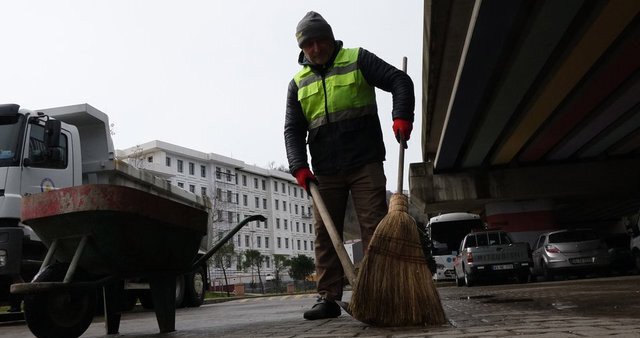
303;297;341;320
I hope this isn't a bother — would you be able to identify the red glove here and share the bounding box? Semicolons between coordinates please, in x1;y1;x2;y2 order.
393;118;413;142
294;168;317;194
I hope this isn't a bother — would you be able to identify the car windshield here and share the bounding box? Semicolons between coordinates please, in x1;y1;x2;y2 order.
548;230;598;243
0;113;24;167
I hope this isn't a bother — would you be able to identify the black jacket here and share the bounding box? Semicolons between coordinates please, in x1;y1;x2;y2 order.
284;41;414;176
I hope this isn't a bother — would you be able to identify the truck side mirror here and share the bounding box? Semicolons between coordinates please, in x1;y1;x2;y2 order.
44;119;61;148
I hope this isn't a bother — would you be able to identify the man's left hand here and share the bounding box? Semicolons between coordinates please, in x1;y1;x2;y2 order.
393;118;412;142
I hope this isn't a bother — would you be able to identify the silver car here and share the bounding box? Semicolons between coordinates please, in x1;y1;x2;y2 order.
531;229;610;281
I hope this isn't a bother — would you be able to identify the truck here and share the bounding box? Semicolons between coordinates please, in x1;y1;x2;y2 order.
453;230;531;287
0;103;209;313
427;212;484;280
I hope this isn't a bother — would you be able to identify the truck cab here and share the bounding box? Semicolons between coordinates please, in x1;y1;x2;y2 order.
0;103;82;307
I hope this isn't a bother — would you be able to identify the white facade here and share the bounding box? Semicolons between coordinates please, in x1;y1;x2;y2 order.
117;140;315;285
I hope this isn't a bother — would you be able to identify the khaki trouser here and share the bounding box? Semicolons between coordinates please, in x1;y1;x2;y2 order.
313;162;387;302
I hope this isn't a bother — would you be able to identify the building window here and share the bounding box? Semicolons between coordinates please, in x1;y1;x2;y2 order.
245;235;250;248
284;220;288;230
227;190;232;202
304;240;308;251
226;169;232;182
243;195;248;206
295;204;298;214
297;239;301;250
296;222;299;232
257;236;261;248
274;181;278;192
311;240;314;248
281;183;285;192
276;218;280;229
285;238;289;249
242;175;247;186
189;162;195;175
177;160;183;173
228;211;233;223
263;198;267;209
216;188;222;200
177;182;184;188
166;156;171;166
302;223;306;233
277;237;281;248
265;237;269;249
253;178;258;189
262;179;266;190
201;165;206;178
275;199;279;210
201;187;207;196
237;235;241;247
264;219;268;229
255;197;259;208
147;156;153;163
294;188;297;198
189;184;195;193
216;167;221;179
309;224;313;234
283;203;287;212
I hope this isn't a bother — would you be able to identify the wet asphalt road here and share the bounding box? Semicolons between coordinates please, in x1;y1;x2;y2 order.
2;275;639;337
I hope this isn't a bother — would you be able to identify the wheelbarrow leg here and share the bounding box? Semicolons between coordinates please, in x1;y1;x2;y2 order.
103;281;123;334
149;276;176;333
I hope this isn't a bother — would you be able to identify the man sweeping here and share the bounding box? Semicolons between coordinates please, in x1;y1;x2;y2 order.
283;11;414;320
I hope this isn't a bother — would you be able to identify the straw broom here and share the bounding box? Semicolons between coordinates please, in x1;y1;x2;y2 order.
349;57;446;327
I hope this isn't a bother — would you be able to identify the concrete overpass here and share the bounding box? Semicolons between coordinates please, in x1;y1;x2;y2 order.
409;0;640;237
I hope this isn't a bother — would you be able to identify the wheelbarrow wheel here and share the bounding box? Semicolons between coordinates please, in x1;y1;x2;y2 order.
23;263;96;338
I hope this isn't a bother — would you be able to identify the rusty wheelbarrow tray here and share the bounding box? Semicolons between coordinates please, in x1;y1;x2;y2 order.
10;184;265;338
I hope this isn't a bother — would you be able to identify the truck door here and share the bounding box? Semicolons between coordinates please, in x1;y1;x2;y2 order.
20;122;73;196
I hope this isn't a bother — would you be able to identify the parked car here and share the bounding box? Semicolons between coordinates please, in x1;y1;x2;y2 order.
530;229;610;281
454;230;530;287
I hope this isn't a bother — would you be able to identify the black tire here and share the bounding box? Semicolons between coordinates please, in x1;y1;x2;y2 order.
464;268;474;287
184;266;206;307
23;264;96;338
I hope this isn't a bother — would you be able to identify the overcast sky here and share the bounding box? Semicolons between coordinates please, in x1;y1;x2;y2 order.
2;0;424;191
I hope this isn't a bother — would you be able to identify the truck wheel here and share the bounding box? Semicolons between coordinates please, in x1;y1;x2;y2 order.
454;270;465;287
463;269;474;287
23;264;96;338
184;266;206;307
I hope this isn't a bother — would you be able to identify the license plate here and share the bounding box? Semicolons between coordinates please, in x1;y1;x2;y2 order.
492;264;514;270
570;257;594;264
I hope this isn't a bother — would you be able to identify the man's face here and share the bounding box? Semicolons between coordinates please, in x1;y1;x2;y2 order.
301;37;334;66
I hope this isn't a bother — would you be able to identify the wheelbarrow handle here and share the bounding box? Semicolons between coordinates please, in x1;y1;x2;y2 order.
192;214;266;270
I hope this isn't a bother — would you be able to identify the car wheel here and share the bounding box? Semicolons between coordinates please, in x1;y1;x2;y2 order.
184;266;206;307
543;261;554;282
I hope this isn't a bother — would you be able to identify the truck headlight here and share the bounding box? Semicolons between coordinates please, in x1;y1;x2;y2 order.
0;249;7;267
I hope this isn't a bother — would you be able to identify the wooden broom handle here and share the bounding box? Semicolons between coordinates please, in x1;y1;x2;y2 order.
397;56;408;193
309;182;358;286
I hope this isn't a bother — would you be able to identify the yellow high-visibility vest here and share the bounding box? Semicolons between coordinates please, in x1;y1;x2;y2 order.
294;47;377;130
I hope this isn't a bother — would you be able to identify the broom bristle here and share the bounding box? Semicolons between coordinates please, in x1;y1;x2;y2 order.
349;193;446;327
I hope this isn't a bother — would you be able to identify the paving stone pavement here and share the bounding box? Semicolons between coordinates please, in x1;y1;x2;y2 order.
2;276;639;337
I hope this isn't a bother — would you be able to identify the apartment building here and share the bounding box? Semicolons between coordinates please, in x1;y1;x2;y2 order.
117;140;315;285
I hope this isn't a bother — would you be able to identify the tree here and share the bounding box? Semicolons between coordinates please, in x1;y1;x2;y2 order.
242;249;265;293
288;254;315;282
272;254;291;292
212;241;235;296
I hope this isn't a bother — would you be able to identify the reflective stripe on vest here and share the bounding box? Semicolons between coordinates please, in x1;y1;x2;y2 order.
294;47;376;130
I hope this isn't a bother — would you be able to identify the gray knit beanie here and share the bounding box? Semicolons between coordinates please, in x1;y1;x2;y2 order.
296;11;334;48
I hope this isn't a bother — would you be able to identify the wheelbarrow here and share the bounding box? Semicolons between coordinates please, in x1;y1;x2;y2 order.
10;184;265;338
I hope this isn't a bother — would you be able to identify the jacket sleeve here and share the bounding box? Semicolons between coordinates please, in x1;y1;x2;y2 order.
284;78;310;176
358;48;415;122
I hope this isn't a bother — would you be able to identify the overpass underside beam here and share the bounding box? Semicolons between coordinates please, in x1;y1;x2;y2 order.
409;158;640;215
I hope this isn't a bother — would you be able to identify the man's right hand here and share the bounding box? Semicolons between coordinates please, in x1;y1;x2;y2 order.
295;168;317;194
